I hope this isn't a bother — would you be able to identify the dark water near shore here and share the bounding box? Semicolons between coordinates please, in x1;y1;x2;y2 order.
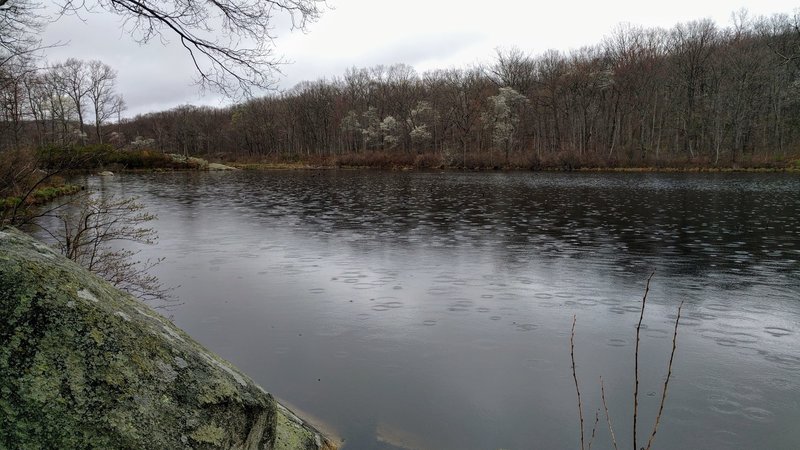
84;171;798;449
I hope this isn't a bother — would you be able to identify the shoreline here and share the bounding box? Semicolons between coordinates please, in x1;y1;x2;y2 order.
227;161;800;173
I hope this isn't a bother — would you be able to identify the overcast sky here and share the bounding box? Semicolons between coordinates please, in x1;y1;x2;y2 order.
39;0;799;117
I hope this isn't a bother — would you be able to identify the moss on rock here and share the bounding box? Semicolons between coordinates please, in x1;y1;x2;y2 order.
0;228;335;450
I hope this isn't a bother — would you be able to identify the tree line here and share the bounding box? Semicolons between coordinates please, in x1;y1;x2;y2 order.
3;10;800;168
112;11;800;168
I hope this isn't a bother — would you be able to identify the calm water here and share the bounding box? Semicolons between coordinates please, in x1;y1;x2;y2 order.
85;171;798;449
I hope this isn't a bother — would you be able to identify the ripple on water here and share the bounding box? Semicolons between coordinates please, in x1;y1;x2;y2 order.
765;377;795;391
700;329;760;347
422;319;437;326
447;298;474;312
708;395;742;415
278;267;306;276
537;301;561;309
607;338;628;347
740;304;773;315
515;323;538;332
685;310;718;321
371;297;404;312
644;328;671;339
704;302;733;312
763;326;792;337
598;297;621;306
676;315;703;327
742;406;774;422
571;298;597;307
762;351;800;370
428;286;456;296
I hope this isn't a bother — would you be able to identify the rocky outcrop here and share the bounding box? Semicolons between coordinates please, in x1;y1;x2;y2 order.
0;228;336;450
166;154;239;171
207;163;238;171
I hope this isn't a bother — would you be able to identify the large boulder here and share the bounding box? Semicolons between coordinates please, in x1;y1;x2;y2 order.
0;228;336;450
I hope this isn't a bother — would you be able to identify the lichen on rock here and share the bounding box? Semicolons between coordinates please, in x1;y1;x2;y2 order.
0;227;335;449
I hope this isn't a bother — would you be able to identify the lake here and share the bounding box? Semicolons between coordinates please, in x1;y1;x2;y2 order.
83;170;799;449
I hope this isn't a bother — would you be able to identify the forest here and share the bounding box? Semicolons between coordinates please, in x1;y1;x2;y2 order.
3;10;800;169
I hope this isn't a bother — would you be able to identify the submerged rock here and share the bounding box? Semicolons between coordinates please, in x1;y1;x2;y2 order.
207;163;239;171
0;228;336;450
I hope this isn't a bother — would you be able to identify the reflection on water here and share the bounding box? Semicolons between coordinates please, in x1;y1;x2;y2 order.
81;171;799;449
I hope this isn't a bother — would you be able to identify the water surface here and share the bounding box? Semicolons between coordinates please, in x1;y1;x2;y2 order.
85;171;799;449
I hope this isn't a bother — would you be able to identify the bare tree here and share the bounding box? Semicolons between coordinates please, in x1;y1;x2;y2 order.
489;47;536;95
87;60;124;143
53;0;326;97
53;58;91;140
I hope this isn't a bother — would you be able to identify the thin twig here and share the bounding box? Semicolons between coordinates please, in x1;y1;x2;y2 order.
600;377;619;450
587;408;600;450
571;314;585;450
633;271;655;450
644;300;684;450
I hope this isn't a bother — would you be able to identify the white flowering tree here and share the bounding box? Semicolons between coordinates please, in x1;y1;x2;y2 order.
360;107;381;150
407;101;438;152
483;87;528;162
380;115;400;149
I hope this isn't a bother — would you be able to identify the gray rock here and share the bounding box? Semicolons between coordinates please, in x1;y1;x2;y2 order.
0;227;337;450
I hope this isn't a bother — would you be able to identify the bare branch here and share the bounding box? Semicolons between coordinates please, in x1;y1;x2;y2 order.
571;314;585;450
52;0;327;98
644;300;685;450
600;377;619;450
587;408;600;450
633;271;655;450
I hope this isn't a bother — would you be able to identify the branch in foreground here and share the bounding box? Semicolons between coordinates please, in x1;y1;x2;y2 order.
600;377;619;450
633;271;655;450
644;300;685;450
571;314;585;450
570;274;683;450
56;0;327;97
